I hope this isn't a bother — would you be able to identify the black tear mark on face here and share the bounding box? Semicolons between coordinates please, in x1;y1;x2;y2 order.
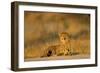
47;50;52;57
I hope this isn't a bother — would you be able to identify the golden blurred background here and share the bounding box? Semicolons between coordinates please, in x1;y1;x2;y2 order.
24;11;90;60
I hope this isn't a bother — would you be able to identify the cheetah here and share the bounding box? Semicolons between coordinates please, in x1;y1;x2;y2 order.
41;32;72;57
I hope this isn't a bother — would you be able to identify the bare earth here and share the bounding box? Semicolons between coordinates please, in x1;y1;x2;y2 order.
25;54;90;61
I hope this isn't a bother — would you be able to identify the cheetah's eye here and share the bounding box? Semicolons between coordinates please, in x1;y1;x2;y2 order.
63;38;66;40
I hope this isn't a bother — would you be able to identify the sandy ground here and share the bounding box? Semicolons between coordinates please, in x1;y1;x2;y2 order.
24;54;90;61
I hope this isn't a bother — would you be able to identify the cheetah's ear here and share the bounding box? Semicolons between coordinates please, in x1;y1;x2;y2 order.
58;33;61;37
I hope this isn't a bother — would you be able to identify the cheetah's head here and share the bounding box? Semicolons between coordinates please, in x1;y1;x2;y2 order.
59;32;70;44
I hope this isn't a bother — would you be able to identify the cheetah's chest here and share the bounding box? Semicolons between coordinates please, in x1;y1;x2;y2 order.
56;45;70;55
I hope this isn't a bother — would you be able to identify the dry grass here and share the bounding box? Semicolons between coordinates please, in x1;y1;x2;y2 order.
24;38;90;61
